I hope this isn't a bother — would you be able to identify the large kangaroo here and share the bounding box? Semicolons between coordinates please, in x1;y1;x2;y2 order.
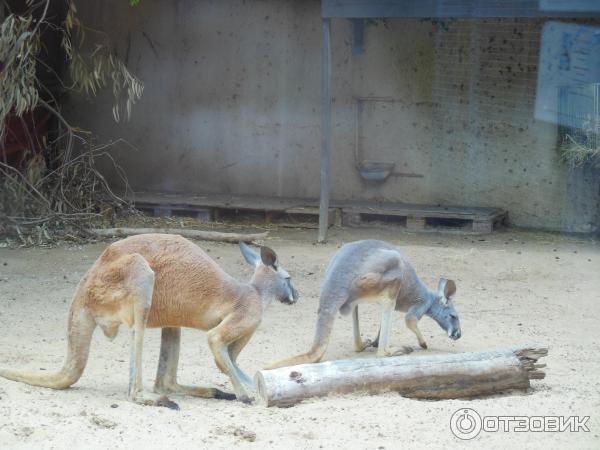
0;234;298;406
267;239;460;369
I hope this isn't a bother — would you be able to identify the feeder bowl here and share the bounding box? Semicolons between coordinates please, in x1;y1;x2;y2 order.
358;161;395;181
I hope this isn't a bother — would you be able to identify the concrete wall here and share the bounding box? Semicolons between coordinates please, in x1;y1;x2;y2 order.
68;0;600;233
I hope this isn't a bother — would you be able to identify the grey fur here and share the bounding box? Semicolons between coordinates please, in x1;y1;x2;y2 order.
239;242;299;304
267;239;461;369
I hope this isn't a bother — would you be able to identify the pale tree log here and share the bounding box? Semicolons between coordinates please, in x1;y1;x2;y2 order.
90;228;268;243
255;347;547;407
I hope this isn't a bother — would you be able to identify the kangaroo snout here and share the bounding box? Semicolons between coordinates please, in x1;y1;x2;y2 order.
449;329;461;340
284;287;299;304
281;279;299;304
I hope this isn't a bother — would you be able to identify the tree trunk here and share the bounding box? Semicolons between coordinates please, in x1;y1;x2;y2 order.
254;347;547;407
90;227;268;243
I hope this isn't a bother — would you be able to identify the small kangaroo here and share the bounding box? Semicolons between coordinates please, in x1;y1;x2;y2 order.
267;239;461;369
0;234;298;406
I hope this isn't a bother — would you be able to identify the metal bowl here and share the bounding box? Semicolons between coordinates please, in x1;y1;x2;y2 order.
358;161;395;181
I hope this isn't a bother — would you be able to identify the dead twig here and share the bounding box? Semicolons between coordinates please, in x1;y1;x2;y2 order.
90;227;269;243
0;1;143;245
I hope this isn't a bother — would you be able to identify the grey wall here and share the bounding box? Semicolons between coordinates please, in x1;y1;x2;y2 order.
68;0;600;233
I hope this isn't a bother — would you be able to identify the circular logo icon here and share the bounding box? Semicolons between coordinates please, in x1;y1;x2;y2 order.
450;408;482;440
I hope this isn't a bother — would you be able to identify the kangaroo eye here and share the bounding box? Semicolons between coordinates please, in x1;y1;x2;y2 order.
449;313;457;319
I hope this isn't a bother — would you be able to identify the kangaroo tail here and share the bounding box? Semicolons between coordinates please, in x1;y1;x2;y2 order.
0;302;96;390
265;308;336;369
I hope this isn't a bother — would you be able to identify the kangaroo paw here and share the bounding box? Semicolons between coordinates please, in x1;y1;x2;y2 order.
156;396;180;410
214;389;237;401
359;338;375;352
237;394;255;405
132;391;180;410
154;383;235;401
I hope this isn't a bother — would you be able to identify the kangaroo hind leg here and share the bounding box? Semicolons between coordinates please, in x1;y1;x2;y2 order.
352;306;376;352
207;313;258;403
124;255;178;409
154;327;235;401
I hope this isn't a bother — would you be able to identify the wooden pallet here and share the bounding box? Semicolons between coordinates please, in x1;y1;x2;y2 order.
131;192;342;229
129;192;507;234
337;200;508;233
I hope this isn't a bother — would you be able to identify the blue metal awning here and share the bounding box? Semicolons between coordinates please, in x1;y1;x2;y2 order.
322;0;600;18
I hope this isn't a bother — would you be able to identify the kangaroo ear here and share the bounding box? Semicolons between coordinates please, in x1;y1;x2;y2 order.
444;279;457;298
239;242;260;266
438;278;456;301
260;246;277;268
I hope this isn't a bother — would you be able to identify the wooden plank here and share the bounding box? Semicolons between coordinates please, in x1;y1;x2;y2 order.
142;203;214;221
152;206;172;217
286;206;325;215
195;209;213;221
338;201;504;221
132;192;319;212
342;212;362;226
264;211;281;224
406;217;426;230
286;207;342;227
331;208;343;227
335;199;485;213
472;219;493;233
130;192;506;226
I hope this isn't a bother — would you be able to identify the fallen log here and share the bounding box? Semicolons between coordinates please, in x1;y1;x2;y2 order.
254;347;547;407
90;227;268;243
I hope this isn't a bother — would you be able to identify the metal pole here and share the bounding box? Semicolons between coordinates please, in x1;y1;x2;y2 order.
318;17;332;243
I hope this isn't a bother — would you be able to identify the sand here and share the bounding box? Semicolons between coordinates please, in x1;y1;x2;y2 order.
0;226;598;449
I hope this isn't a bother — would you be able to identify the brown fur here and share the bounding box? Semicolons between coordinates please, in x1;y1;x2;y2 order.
0;234;294;405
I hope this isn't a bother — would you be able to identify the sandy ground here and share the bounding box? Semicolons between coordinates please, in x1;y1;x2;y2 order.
0;225;598;449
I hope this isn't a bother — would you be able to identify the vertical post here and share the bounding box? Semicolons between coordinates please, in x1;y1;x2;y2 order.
318;18;332;243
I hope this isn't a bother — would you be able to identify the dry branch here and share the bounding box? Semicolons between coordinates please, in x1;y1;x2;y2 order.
90;227;268;243
0;2;143;245
255;347;548;407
